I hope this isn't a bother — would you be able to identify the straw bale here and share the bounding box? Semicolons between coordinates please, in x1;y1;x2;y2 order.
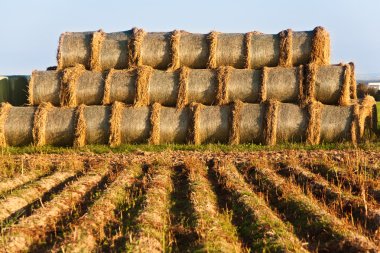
31;65;352;107
148;103;161;145
306;101;323;145
109;101;124;147
349;62;357;100
57;28;329;70
168;30;181;71
60;64;86;107
338;63;352;106
207;31;219;69
216;66;233;105
229;100;243;144
263;100;279;145
134;66;153;107
33;102;53;146
188;102;203;144
128;28;146;68
0;103;12;147
176;67;190;109
1;99;376;146
74;104;87;148
90;30;106;71
310;26;330;65
278;29;293;67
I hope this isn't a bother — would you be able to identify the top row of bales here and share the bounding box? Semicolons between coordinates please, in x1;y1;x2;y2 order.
57;27;330;71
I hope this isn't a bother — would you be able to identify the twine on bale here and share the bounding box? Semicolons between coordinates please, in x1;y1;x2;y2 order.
56;32;68;70
278;29;293;67
304;63;317;104
351;96;376;144
339;63;352;106
73;104;87;148
148;103;161;145
310;26;330;65
109;101;124;147
134;65;153;107
177;66;190;109
207;31;220;69
259;67;269;102
89;30;106;72
349;62;357;100
297;65;306;106
229;100;243;145
306;101;323;145
263;99;279;146
188;102;203;145
168;30;181;71
216;66;233;105
60;64;86;107
103;69;117;105
0;103;12;147
32;102;53;147
128;28;146;68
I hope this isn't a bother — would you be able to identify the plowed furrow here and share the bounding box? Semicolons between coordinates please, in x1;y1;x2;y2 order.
0;169;55;198
0;169;83;226
242;165;378;252
0;164;110;253
209;159;308;252
169;165;198;252
185;158;245;253
126;165;173;252
56;164;143;252
308;163;380;203
277;164;380;235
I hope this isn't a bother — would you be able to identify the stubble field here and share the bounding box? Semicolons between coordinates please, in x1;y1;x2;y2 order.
0;149;379;252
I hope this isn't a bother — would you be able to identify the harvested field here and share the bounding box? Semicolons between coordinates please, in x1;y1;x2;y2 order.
0;150;379;252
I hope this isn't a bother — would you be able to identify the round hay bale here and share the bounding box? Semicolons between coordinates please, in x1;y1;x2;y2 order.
57;27;330;71
30;65;351;107
1;98;375;146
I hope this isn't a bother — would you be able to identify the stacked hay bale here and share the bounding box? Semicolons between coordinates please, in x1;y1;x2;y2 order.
0;27;377;147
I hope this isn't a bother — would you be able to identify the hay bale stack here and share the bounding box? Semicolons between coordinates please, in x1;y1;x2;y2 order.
29;64;354;107
0;97;375;147
57;27;330;71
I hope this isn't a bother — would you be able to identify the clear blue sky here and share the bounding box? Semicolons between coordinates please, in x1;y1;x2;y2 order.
1;0;379;78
